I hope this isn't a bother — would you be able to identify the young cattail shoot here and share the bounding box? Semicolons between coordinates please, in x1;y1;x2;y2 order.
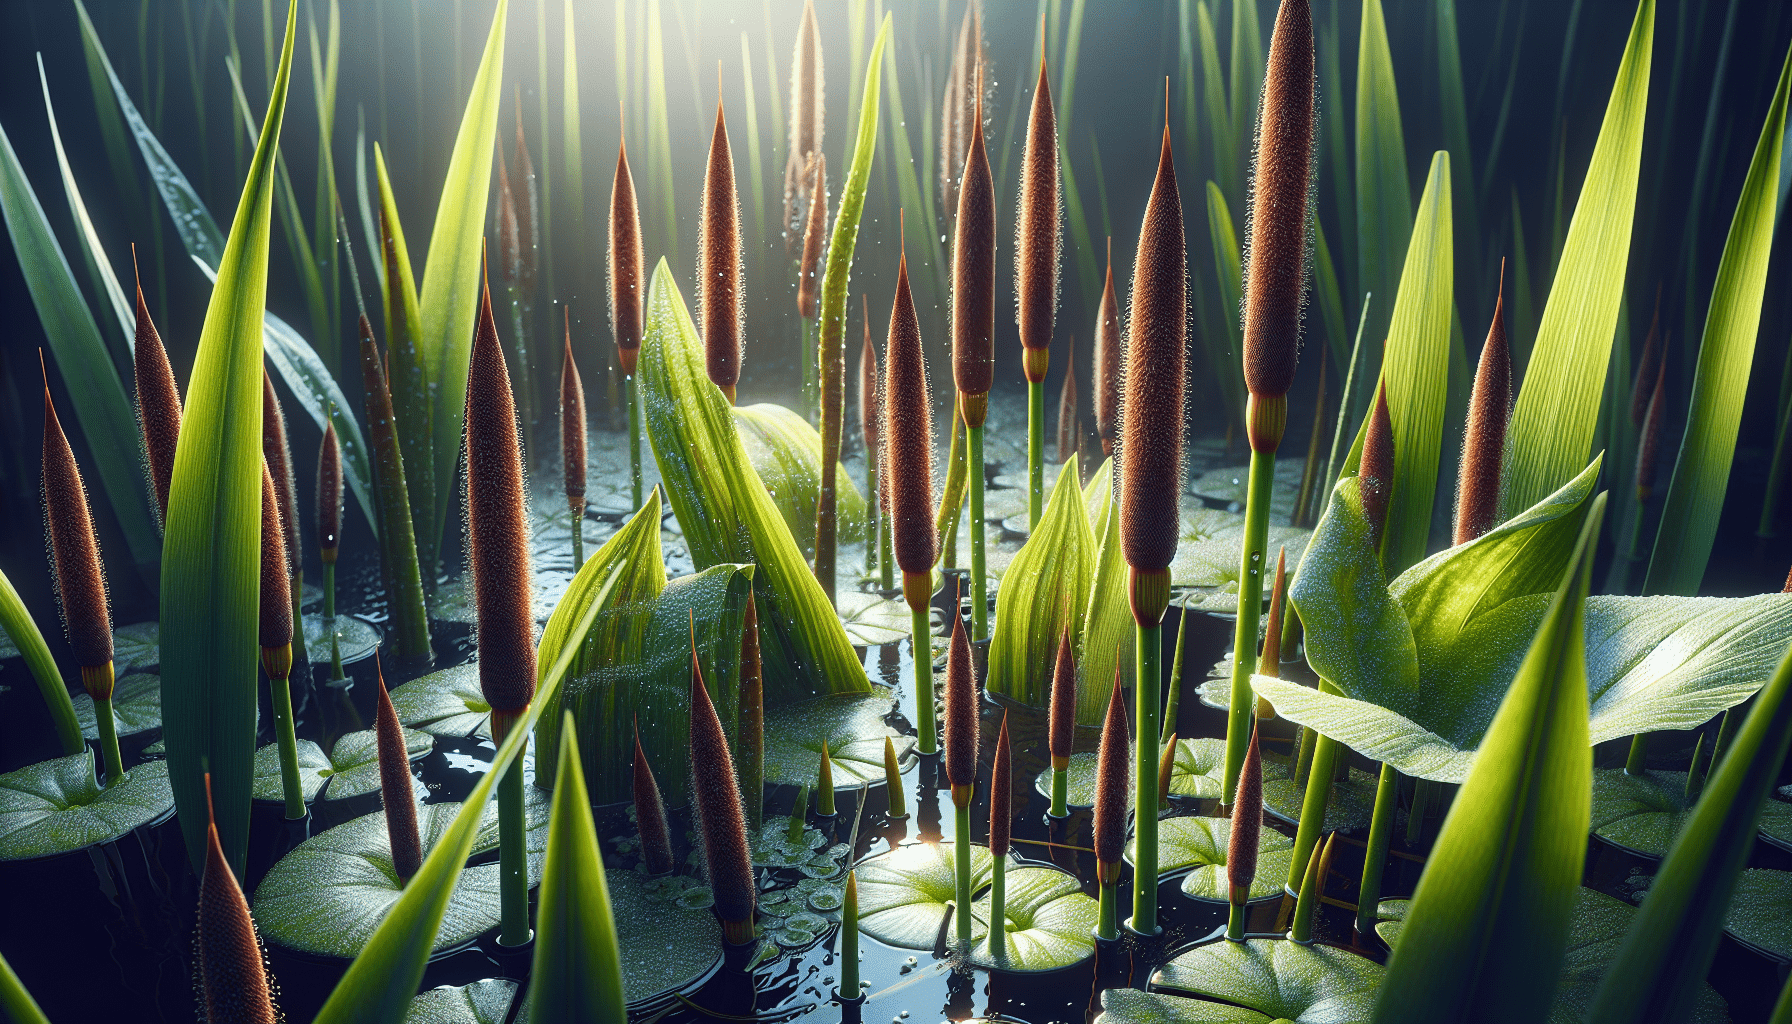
357;314;432;661
989;712;1013;959
944;606;980;947
1093;238;1120;456
859;295;883;579
560;310;587;565
788;785;810;845
956;70;997;640
1225;0;1315;833
1361;380;1395;554
196;775;278;1024
41;366;121;783
1226;726;1264;941
882;239;938;754
259;463;304;819
374;663;422;882
699;77;744;404
1359;759;1400;936
465;270;537;947
1047;628;1077;817
1455;264;1512;546
1158;732;1178;811
633;724;674;875
131;257;182;524
1092;671;1130;941
1016;58;1062;534
1289;831;1337;944
262;371;304;664
798;153;828;412
1058;340;1079;465
610;118;646;509
838;870;862;1001
316;421;345;679
882;735;906;819
691;648;757;945
740;591;765;833
1119;96;1189;936
1257;548;1290;717
818;742;837;817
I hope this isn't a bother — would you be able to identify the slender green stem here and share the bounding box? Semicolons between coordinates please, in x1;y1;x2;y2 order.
322;560;335;618
990;855;1007;959
324;561;345;680
866;461;878;575
1097;881;1118;940
802;314;817;422
1356;762;1398;934
1625;732;1648;775
1285;682;1342;894
840;874;860;998
1131;621;1161;934
571;504;584;567
498;746;532;945
1294;725;1316;787
1711;706;1740;772
1027;381;1045;530
93;696;124;786
1224;449;1277;799
1161;610;1188;746
1290;843;1321;943
627;374;643;511
1405;776;1433;845
1050;768;1068;818
954;801;973;947
878;494;894;591
968;424;987;641
911;604;936;755
269;671;305;819
1226;901;1246;942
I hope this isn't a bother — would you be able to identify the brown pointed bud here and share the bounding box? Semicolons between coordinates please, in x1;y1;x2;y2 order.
1360;379;1394;552
1094;239;1121;455
257;462;294;658
859;294;879;458
262;371;301;579
1226;725;1263;905
690;650;756;944
939;5;980;218
783;0;825;244
1015;59;1060;375
1259;547;1288;678
316;422;343;562
610;124;645;375
1636;348;1668;501
633;722;675;875
883;245;936;579
560;310;587;513
739;591;764;831
1241;0;1315;406
1048;628;1076;768
953;70;996;408
1119;122;1187;575
41;367;113;693
1455;264;1512;546
1782;565;1792;594
1092;669;1130;882
196;775;278;1024
465;271;536;715
131;265;181;522
512;106;539;295
1057;340;1079;463
1630;284;1663;427
497;145;522;290
375;663;423;882
1158;732;1177;809
700;92;744;400
797;153;828;319
990;712;1012;857
944;608;979;799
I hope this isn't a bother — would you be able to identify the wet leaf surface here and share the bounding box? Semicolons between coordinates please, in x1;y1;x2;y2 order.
250;726;433;803
837;592;912;647
1032;738;1228;808
762;688;915;788
0;750;172;860
404;979;517;1024
300;614;383;664
389;664;493;739
1724;868;1792;962
854;841;994;950
71;672;161;738
111;621;160;672
1591;768;1792;857
1125;815;1294;903
1150;937;1384;1022
966;864;1098;972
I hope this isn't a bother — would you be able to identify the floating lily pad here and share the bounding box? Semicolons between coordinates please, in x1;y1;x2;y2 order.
837;591;912;647
389;664;493;739
763;688;915;789
1261;761;1380;832
405;979;518;1024
966;864;1099;972
72;672;161;739
1725;868;1792;962
253;794;549;958
1125;815;1294;903
854;841;995;949
1373;899;1411;947
112;621;160;672
1032;739;1228;808
1098;986;1280;1024
1590;768;1792;858
1190;463;1302;521
1152;937;1383;1021
1170;510;1311;612
0;751;173;860
604;867;725;1002
251;726;433;804
301;614;383;664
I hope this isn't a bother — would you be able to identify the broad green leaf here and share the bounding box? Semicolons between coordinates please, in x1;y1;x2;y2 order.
1263;759;1382;833
836;592;910;646
1171;507;1312;613
762;689;915;788
158;0;296;877
1098;987;1280;1024
406;980;517;1024
391;664;493;739
854;842;994;950
991;454;1096;708
734;403;867;554
0;568;82;755
1124;814;1293;904
1590;768;1792;857
600;868;725;1001
1355;0;1413;358
0;750;172;861
249;726;432;804
1079;476;1133;726
374;144;436;583
966;865;1099;973
71;672;160;740
1504;0;1655;515
1723;869;1792;961
112;621;159;672
1644;45;1792;596
1370;496;1603;1024
1152;938;1385;1023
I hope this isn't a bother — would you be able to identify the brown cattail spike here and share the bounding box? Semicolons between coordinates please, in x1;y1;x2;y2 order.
883;241;936;590
1226;725;1264;905
1259;546;1287;679
944;605;979;802
690;651;756;944
1092;669;1130;883
610;116;645;376
700;86;744;401
990;712;1012;857
1783;565;1792;594
257;463;294;663
560;309;587;515
1015;58;1061;382
1455;261;1512;546
633;722;675;875
859;294;879;457
1637;349;1668;501
1048;627;1076;769
131;253;182;523
798;153;828;319
41;364;113;686
317;422;343;563
197;774;278;1023
1057;339;1079;463
1240;0;1315;422
1630;284;1663;427
375;663;423;882
783;0;825;242
953;68;996;415
262;371;301;580
465;269;536;718
1360;379;1395;554
1094;237;1120;455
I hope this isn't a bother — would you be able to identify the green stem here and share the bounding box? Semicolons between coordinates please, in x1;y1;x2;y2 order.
269;671;305;819
571;504;584;567
840;875;860;998
1161;610;1188;746
1027;381;1045;530
1224;449;1277;799
912;604;936;755
878;493;894;592
866;461;878;576
498;747;532;945
1625;732;1648;775
1226;900;1246;942
322;560;335;618
1356;762;1398;934
990;855;1006;959
802;314;817;422
93;696;124;786
954;801;973;947
1294;725;1316;787
325;561;345;681
1285;683;1342;894
968;424;987;641
1097;881;1118;941
1405;776;1433;846
1131;621;1161;934
1050;767;1068;818
627;374;643;511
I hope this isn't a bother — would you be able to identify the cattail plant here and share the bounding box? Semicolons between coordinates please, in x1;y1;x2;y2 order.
859;294;884;580
196;775;278;1024
988;712;1013;960
938;4;981;225
1057;338;1079;464
1259;547;1288;678
699;79;744;403
374;663;422;882
740;591;765;833
1016;57;1062;533
1226;726;1263;941
560;310;587;565
783;0;824;246
882;242;938;755
1157;732;1178;811
944;608;980;948
788;785;810;844
316;421;344;679
1361;380;1395;552
955;72;996;640
818;741;837;817
838;870;861;1001
1047;628;1076;817
259;463;304;820
798;153;829;414
1455;266;1512;546
131;262;182;524
882;735;906;819
496;147;536;450
1289;831;1336;943
262;371;304;664
691;647;757;945
1119;105;1189;936
1092;671;1130;941
464;272;536;947
633;724;674;875
1093;238;1120;456
356;314;432;661
1224;0;1315;822
41;371;121;783
610;121;646;510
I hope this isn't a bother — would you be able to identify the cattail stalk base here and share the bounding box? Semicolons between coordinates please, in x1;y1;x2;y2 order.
93;695;124;786
968;423;988;640
1285;682;1343;894
1224;448;1278;800
1130;621;1162;935
1625;733;1649;775
954;801;974;947
906;583;937;756
1027;382;1045;531
323;562;345;681
1096;879;1119;941
265;650;305;820
1049;768;1068;819
989;855;1007;960
497;749;533;946
878;503;895;592
1226;900;1246;942
571;503;584;567
1355;762;1397;934
627;375;643;511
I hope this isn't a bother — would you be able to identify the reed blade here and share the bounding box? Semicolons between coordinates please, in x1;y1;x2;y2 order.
1354;0;1413;373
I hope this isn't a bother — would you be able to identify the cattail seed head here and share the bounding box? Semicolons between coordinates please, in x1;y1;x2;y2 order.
465;273;536;715
610;124;645;375
797;153;828;319
40;370;112;674
953;74;997;408
700;89;745;400
1637;350;1668;501
990;712;1012;857
1014;59;1061;367
939;5;981;219
560;310;587;514
1057;340;1079;463
375;664;423;882
944;609;979;800
1455;265;1512;546
1240;0;1315;406
633;722;675;874
1259;547;1288;678
257;462;294;658
1048;628;1076;768
1118;122;1188;575
859;295;879;458
690;653;756;943
1630;285;1663;427
1782;565;1792;594
196;775;278;1024
1226;725;1263;905
1360;379;1394;553
316;422;342;563
1092;669;1130;881
1094;238;1121;455
883;246;936;578
262;371;301;580
131;267;182;523
783;0;825;243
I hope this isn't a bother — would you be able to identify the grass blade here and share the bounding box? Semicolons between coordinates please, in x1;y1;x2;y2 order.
741;32;768;245
1354;0;1413;372
1196;2;1232;209
37;56;132;353
0;951;48;1024
354;111;384;294
374;145;436;585
1434;0;1481;323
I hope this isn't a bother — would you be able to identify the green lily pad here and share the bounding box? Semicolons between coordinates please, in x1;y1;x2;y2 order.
1032;738;1228;808
1190;463;1302;521
389;664;494;739
71;672;161;739
1125;815;1294;903
301;614;383;664
1261;761;1380;832
0;751;173;860
1099;985;1285;1024
112;621;160;672
405;979;518;1024
1152;937;1384;1022
1171;511;1311;613
604;867;725;1001
1725;868;1792;962
966;864;1099;972
250;726;433;804
1591;768;1792;858
253;793;550;958
854;841;995;949
837;591;912;646
763;688;915;788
